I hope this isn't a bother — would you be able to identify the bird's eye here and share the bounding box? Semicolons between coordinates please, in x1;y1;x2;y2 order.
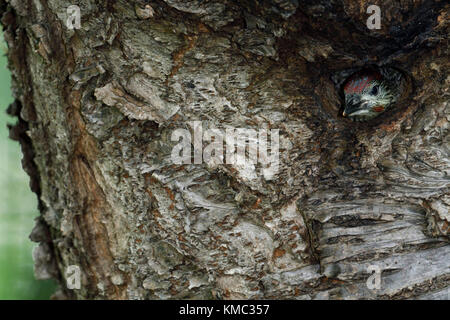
370;85;379;95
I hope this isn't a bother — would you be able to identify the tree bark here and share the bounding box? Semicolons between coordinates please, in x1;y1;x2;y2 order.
1;0;449;299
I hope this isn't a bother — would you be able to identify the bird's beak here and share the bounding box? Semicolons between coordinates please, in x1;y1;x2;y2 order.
343;101;362;117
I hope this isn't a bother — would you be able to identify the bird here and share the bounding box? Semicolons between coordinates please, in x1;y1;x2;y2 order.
342;68;402;121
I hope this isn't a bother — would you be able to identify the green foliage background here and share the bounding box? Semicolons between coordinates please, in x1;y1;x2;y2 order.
0;32;57;299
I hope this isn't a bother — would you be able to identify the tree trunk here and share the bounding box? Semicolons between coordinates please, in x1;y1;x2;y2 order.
1;0;448;300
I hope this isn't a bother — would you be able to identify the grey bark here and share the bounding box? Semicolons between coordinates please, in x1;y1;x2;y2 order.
1;0;449;299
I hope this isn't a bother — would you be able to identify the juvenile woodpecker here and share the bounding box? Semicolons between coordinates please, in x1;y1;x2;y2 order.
342;69;401;121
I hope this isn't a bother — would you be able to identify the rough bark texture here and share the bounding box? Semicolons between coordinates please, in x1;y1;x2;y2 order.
1;0;449;299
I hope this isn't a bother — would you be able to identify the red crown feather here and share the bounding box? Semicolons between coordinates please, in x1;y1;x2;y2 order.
344;70;382;94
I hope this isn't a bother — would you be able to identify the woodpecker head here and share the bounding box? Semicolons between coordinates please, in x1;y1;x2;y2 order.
342;70;398;121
